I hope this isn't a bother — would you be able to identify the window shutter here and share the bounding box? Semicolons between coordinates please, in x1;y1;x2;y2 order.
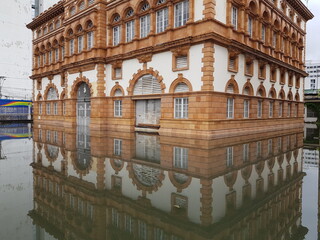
176;56;188;69
114;89;123;96
174;83;189;93
133;74;161;95
115;68;121;78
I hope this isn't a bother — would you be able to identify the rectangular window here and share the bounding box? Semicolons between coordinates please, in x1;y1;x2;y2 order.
55;48;59;62
39;103;42;115
279;102;283;117
126;20;135;42
156;8;168;33
37;56;40;67
70;39;74;55
278;137;282;152
173;147;188;169
115;67;122;78
46;103;51;115
54;102;58;115
287;103;291;117
248;16;253;37
268;139;273;155
87;32;93;49
113;25;121;46
261;24;266;42
61;46;65;59
243;99;249;118
257;100;262;118
140;14;150;38
231;6;238;30
295;104;298;117
227;98;234;119
78;35;83;52
174;97;188;119
272;32;277;48
174;0;189;28
226;147;233;167
256;141;262;158
114;139;122;156
176;55;188;69
63;102;66;115
243;144;249;162
43;53;46;65
114;100;122;117
269;101;273;118
49;51;52;64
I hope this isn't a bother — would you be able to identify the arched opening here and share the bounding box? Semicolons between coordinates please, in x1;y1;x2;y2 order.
77;82;91;126
134;74;162;127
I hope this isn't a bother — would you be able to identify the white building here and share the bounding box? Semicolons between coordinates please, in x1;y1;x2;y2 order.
305;61;320;91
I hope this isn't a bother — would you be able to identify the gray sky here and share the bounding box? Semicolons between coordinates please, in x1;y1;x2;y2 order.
306;0;320;61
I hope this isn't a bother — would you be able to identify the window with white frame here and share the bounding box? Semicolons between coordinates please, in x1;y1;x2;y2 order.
87;32;93;49
243;144;249;162
156;8;168;33
114;139;122;156
174;0;189;28
269;101;273;118
55;48;59;62
279;102;283;117
70;39;74;55
248;16;253;37
176;55;188;69
226;147;233;167
243;99;249;118
49;51;52;64
114;100;122;117
261;24;266;42
54;102;58;115
227;98;234;119
78;35;83;52
257;100;262;118
267;139;273;155
272;32;277;47
256;141;262;158
174;98;188;119
113;25;121;46
140;14;150;38
231;6;238;30
63;102;66;115
126;20;135;42
173;147;188;169
46;103;51;115
61;46;65;59
39;103;42;115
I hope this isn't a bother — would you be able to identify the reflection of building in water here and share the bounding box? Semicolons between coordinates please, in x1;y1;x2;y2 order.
303;148;319;169
29;125;308;240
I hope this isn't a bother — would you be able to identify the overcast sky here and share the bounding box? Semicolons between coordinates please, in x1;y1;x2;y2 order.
305;0;320;61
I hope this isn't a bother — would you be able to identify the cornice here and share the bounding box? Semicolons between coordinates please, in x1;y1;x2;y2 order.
27;1;65;30
286;0;314;21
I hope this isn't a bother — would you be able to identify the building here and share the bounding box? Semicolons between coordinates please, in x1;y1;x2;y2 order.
27;0;313;138
29;124;307;239
305;61;320;91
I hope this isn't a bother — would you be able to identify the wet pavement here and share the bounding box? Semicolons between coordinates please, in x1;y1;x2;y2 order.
0;123;318;240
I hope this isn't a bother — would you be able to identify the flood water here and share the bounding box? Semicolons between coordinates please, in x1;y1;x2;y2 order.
0;123;318;240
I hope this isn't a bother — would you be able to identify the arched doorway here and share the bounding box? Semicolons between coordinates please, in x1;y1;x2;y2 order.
77;82;91;126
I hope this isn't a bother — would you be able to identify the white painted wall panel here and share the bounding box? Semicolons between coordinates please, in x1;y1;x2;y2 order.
215;0;227;24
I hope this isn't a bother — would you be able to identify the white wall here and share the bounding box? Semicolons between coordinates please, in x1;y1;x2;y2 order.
0;0;33;100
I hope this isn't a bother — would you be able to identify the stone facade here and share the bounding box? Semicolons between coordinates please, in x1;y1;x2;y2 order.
27;0;313;138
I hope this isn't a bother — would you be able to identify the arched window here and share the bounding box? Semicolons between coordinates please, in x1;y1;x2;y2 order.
174;82;189;93
47;88;58;100
133;74;161;95
70;6;76;16
79;1;85;11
